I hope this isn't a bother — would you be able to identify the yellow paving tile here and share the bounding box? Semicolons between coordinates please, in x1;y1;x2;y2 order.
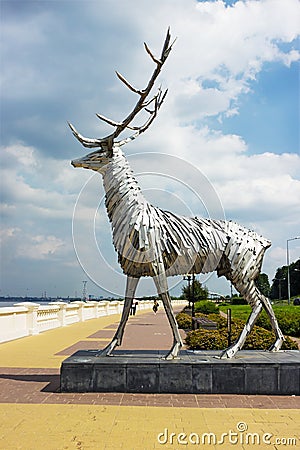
1;309;299;449
0;308;155;369
0;315;121;368
0;404;299;449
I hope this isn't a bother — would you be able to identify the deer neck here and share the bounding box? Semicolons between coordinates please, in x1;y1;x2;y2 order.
102;149;146;227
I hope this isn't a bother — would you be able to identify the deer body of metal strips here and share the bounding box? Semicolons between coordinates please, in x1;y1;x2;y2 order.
70;30;284;359
103;149;267;284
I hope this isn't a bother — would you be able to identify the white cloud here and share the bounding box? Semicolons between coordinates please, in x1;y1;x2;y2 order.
153;0;300;123
3;143;38;169
16;234;65;260
0;227;21;241
1;0;299;296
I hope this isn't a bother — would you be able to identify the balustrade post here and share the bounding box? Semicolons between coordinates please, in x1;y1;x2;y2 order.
70;301;85;321
52;302;68;327
76;301;85;322
93;301;99;318
86;301;98;319
23;303;40;335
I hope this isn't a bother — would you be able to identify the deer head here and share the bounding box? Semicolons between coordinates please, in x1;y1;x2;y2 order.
70;29;175;172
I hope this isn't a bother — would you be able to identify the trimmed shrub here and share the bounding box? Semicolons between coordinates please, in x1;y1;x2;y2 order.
178;306;299;351
176;312;192;329
256;308;300;337
282;337;299;350
231;296;247;305
185;329;226;350
194;300;219;315
185;319;298;351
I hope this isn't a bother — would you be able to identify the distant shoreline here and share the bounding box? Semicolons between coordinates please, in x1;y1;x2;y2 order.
0;299;68;308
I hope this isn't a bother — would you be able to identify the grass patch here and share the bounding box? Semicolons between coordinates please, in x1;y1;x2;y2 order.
219;304;300;337
219;305;251;321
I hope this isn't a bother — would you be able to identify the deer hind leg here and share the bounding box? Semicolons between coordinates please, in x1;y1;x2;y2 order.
101;276;139;356
220;301;262;359
261;295;285;352
153;272;183;360
220;280;284;358
220;280;263;359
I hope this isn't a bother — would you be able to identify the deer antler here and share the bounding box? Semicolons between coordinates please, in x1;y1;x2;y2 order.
69;28;175;150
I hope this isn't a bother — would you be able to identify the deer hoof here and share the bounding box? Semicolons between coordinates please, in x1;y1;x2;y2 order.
219;346;238;359
100;338;118;357
269;339;284;352
164;343;181;360
164;353;179;360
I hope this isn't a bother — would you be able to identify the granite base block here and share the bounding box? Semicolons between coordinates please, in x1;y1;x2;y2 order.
60;349;300;395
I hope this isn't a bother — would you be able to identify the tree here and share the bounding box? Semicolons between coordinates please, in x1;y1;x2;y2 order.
270;267;287;300
255;273;271;297
181;278;208;302
289;259;300;298
270;259;300;300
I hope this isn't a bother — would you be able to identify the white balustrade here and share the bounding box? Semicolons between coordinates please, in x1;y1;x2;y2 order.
37;305;61;332
66;304;80;325
0;299;188;343
0;306;29;342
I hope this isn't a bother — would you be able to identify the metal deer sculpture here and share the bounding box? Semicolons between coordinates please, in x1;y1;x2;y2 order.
69;30;284;359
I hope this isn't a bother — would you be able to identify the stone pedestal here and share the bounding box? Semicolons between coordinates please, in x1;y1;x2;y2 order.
60;349;300;395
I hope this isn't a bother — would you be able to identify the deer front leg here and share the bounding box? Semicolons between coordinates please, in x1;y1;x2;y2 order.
161;292;183;360
101;276;139;356
153;272;183;360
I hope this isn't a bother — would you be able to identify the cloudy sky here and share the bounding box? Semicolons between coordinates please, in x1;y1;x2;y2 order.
1;0;299;299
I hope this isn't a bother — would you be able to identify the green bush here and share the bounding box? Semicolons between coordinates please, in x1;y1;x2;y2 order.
185;329;226;350
231;296;247;305
254;311;270;331
279;336;298;350
185;318;298;351
176;312;192;329
228;318;297;350
194;300;219;315
256;307;300;337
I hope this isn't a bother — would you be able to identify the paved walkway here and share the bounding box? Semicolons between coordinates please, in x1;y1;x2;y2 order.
0;304;299;449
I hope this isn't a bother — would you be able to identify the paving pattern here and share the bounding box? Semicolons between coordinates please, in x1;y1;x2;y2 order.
0;304;299;449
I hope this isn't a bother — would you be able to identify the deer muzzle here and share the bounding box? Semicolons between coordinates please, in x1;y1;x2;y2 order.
71;158;85;168
71;152;107;171
71;154;95;168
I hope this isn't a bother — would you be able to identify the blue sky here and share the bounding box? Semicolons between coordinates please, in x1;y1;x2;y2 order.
217;61;299;155
1;0;299;299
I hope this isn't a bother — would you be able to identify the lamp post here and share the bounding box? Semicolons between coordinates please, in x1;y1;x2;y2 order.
183;275;192;308
287;237;300;305
183;273;195;330
82;280;87;302
191;272;195;330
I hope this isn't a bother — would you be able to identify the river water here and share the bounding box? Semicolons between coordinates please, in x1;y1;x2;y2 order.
0;300;57;308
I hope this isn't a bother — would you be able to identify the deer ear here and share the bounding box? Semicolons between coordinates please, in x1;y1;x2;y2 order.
106;143;114;158
99;138;114;158
107;149;113;158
